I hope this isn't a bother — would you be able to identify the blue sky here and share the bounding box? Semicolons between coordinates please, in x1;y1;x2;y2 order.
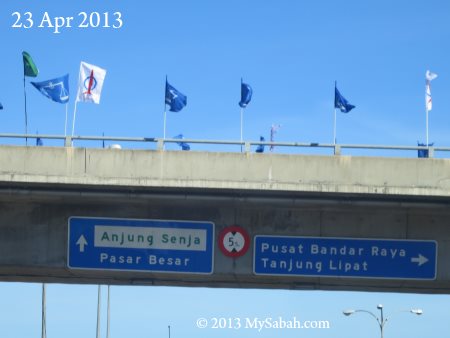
2;283;449;338
2;0;450;152
1;0;450;337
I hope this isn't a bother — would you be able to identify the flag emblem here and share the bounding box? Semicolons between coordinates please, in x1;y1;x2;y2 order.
425;70;437;112
335;85;355;113
165;81;187;112
31;75;70;104
83;70;98;95
76;62;107;104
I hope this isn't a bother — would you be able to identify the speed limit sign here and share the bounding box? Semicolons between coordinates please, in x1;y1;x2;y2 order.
218;225;250;258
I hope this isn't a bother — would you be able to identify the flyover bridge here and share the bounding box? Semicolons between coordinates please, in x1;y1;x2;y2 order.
0;141;450;294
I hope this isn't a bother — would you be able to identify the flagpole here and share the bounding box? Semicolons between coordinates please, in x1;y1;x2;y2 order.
163;108;167;140
426;106;429;147
240;107;244;152
96;285;101;338
64;103;68;136
163;105;168;151
270;124;281;152
240;77;244;152
333;107;337;145
426;80;429;147
71;101;78;137
106;285;110;338
163;76;168;146
270;125;274;152
41;283;46;338
334;81;337;145
23;75;28;146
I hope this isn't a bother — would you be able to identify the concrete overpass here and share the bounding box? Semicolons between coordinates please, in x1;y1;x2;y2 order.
1;145;450;293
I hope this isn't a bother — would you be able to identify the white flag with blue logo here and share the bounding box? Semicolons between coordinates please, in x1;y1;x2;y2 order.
76;62;107;104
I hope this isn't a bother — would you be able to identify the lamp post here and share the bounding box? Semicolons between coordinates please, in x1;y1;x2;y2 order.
343;304;423;338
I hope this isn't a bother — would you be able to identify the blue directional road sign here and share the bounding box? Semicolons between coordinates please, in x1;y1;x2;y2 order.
68;217;214;274
254;236;437;280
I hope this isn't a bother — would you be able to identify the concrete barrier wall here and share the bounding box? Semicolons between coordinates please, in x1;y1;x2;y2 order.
0;145;450;197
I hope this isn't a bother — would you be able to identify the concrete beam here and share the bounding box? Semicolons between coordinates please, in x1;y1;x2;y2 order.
0;146;450;293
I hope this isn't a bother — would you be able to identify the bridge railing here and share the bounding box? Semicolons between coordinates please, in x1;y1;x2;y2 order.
0;133;449;158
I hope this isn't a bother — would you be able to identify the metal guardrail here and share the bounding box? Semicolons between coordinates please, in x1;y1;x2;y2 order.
0;133;449;158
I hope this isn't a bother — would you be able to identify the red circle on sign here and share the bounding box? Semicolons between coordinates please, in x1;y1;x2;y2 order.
218;225;250;258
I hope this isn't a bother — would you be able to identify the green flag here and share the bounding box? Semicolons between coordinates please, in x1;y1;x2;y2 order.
22;51;39;77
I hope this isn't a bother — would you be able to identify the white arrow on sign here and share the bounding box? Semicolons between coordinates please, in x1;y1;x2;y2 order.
76;235;88;253
411;254;429;266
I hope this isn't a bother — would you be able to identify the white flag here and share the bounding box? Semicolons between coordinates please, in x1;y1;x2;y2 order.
425;70;437;111
76;62;107;104
425;70;438;82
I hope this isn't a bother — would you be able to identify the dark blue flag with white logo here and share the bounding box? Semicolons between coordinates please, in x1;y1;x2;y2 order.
31;74;70;104
239;80;252;108
335;84;355;113
165;81;187;112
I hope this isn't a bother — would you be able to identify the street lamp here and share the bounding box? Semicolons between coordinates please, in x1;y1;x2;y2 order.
342;304;422;338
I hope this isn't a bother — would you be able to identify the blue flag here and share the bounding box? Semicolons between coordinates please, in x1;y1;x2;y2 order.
418;142;433;158
31;74;69;104
256;136;265;153
174;134;190;151
335;84;355;113
165;80;187;112
239;80;252;108
35;130;43;146
0;102;3;110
